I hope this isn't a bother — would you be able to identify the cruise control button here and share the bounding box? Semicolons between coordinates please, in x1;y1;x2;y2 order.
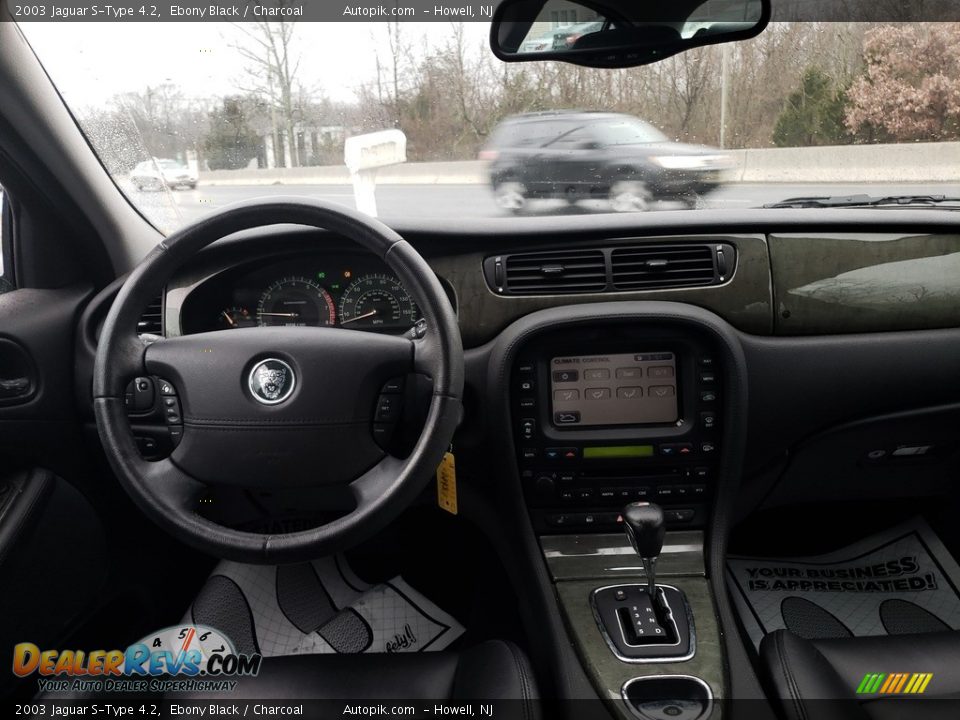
375;396;401;423
381;377;405;394
158;379;177;396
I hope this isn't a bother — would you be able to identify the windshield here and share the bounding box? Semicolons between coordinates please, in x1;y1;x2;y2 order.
19;19;960;232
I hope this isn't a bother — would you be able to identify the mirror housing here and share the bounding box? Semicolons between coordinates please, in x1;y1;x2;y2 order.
490;0;770;68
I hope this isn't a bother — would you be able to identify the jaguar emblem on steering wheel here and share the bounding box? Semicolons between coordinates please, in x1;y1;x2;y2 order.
249;358;296;405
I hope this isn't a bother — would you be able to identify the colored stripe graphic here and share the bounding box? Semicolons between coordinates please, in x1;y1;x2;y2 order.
857;672;932;694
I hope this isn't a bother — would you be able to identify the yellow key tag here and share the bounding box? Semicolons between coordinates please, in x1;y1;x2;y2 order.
436;451;458;515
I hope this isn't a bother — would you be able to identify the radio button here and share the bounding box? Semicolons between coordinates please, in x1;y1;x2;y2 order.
665;508;695;523
599;489;617;501
519;418;536;440
559;489;575;502
656;486;677;498
576;489;595;501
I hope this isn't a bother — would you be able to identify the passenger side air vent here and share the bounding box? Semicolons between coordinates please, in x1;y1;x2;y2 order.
483;241;735;295
611;244;720;291
137;295;164;336
488;250;606;294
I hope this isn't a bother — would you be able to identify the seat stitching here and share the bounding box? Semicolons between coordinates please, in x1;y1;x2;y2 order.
776;633;808;720
503;642;533;720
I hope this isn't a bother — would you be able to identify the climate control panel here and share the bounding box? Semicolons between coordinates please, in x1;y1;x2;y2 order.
511;325;722;533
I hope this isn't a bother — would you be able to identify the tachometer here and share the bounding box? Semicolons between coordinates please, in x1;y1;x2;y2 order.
257;276;336;327
339;273;418;331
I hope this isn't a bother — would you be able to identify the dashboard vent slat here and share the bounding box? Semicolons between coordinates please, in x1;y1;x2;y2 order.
484;242;733;295
137;295;163;336
502;250;606;294
611;244;717;291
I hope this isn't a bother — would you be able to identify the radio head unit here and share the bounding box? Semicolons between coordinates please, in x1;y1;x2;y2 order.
550;352;678;428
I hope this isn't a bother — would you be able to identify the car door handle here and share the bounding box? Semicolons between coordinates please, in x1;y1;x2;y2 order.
0;376;30;397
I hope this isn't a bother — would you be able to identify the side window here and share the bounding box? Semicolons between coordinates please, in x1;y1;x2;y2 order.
0;186;13;294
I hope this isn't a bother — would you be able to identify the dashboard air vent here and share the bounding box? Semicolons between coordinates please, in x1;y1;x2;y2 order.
498;250;606;294
611;244;717;290
137;295;163;336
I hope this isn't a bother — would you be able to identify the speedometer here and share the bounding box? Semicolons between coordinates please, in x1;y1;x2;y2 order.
257;277;336;327
339;273;418;331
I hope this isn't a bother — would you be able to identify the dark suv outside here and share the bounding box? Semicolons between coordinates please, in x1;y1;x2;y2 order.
480;111;733;213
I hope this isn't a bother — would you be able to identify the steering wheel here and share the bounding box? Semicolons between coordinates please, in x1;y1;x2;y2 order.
93;198;463;564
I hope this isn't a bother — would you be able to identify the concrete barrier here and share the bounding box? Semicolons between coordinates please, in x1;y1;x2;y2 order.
198;142;960;187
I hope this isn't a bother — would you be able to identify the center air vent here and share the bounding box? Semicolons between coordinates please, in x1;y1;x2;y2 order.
137;295;164;336
484;242;735;295
611;244;718;290
495;249;606;294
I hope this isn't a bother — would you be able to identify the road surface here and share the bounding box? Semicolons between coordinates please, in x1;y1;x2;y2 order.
142;182;960;226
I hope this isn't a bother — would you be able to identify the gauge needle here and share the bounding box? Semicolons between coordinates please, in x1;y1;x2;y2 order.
340;309;378;325
221;311;235;327
257;312;300;318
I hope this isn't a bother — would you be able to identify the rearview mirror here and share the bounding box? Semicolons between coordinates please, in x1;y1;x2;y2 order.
490;0;770;68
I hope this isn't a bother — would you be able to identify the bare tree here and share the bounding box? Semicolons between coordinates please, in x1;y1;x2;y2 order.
230;20;303;166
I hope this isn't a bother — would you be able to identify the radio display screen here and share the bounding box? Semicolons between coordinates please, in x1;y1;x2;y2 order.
550;352;678;427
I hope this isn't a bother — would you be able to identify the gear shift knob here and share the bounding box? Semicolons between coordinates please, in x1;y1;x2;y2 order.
623;502;665;598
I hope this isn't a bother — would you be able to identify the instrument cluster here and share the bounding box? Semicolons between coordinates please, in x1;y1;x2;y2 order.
180;254;422;335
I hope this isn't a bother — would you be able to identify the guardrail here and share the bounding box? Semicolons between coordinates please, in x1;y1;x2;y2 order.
197;142;960;187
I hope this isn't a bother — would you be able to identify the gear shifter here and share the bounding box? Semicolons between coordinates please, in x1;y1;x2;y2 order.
592;501;693;659
623;501;665;598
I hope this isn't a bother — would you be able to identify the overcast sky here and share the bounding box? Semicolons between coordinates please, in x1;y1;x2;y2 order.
20;22;491;108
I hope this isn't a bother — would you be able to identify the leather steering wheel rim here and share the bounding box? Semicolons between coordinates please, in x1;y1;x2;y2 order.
93;198;463;564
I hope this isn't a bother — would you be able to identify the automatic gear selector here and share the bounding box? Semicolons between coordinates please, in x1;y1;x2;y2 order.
591;502;695;660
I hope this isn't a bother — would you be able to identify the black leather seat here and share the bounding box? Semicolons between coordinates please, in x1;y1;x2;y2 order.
178;639;539;714
760;629;960;720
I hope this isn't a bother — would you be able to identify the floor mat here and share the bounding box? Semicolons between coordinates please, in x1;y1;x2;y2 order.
727;517;960;650
185;555;464;655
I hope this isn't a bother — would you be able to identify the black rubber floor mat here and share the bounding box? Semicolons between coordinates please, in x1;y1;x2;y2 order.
781;596;853;639
727;518;960;649
879;598;951;635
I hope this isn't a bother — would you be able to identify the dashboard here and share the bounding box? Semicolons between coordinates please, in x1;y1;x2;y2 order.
179;253;423;335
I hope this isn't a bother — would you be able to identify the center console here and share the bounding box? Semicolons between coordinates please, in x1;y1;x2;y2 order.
495;312;738;720
511;324;721;534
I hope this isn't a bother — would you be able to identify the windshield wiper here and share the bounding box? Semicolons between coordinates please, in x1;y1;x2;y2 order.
764;194;960;209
